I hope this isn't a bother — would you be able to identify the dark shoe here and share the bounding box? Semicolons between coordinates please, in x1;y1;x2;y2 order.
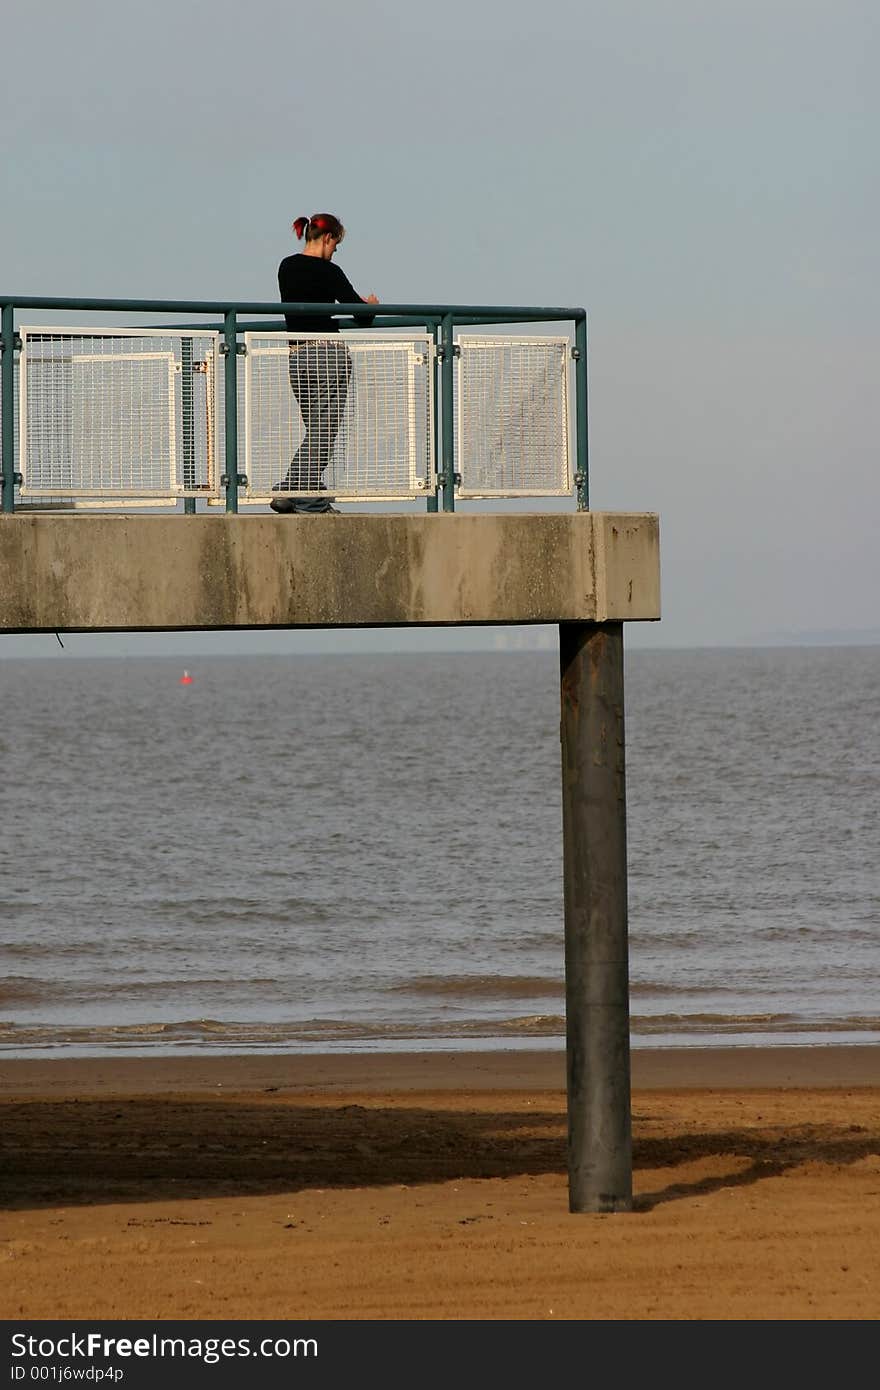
270;497;341;515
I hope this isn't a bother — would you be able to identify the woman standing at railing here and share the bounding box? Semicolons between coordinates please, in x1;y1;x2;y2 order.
272;212;379;515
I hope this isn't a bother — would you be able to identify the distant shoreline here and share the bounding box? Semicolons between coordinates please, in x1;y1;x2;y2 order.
2;634;879;658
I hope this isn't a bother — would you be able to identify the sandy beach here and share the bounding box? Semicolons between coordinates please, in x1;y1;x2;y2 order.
2;1046;879;1321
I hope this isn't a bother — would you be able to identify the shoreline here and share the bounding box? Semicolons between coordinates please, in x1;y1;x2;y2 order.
2;1043;878;1096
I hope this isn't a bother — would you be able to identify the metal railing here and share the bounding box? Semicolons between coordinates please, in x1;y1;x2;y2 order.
1;297;589;514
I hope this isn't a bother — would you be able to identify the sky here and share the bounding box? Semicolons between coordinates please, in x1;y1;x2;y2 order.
1;0;877;656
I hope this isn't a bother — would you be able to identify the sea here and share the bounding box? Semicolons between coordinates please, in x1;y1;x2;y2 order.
1;644;877;1058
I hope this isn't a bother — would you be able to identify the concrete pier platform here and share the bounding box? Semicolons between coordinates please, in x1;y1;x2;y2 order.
0;512;659;633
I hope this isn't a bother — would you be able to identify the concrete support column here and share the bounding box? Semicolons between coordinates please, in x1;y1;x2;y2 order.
559;620;633;1212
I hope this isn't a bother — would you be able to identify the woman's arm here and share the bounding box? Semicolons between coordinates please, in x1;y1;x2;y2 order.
334;266;379;326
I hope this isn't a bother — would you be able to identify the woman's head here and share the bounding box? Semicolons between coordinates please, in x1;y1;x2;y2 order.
292;213;345;245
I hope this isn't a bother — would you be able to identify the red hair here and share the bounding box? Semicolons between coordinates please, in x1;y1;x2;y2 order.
292;212;345;243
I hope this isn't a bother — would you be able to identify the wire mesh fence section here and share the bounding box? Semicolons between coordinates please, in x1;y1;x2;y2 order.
18;329;220;499
243;333;434;500
455;336;572;497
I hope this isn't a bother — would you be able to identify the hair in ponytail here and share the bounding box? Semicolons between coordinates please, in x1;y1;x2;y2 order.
292;212;345;243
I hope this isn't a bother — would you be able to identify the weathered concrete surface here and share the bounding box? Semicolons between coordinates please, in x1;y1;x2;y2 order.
0;512;660;633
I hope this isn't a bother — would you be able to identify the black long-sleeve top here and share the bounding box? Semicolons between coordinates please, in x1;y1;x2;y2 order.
278;254;374;333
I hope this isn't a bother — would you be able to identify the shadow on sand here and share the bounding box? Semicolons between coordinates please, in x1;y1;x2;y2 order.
1;1095;877;1212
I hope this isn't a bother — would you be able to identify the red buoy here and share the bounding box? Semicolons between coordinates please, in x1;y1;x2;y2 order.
179;670;193;685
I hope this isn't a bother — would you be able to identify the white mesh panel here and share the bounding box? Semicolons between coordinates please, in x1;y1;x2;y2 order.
243;332;434;501
18;329;220;499
456;335;572;497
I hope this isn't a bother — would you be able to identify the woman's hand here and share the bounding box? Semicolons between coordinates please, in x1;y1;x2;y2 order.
365;293;380;304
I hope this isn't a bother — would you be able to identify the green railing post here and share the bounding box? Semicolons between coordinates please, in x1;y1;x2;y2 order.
181;336;196;515
440;312;455;512
223;309;239;513
1;303;16;514
574;313;589;511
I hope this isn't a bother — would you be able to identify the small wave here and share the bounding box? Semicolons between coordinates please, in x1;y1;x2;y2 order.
4;1011;880;1054
629;981;751;997
0;978;295;1006
632;1013;880;1035
0;1013;567;1050
0;941;112;961
391;975;563;1000
0;979;58;1006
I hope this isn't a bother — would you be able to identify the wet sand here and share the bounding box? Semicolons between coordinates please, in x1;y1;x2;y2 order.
2;1047;879;1320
